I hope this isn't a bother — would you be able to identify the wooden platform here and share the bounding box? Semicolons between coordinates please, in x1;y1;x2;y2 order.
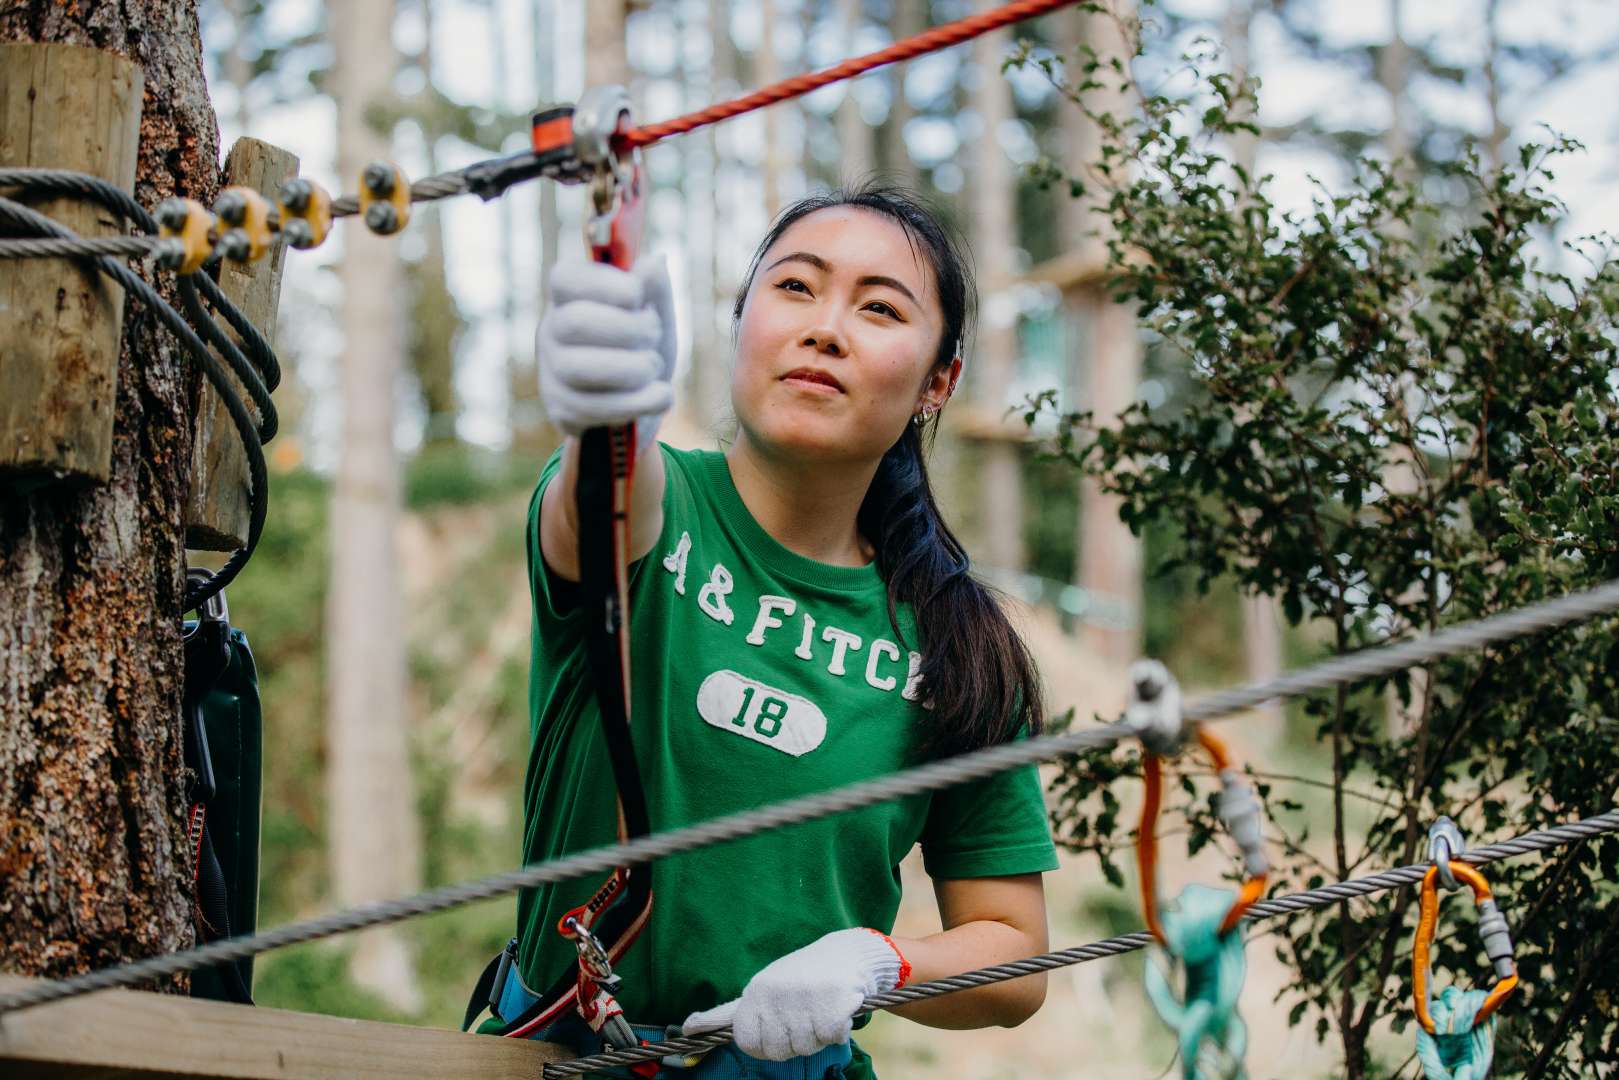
0;975;570;1079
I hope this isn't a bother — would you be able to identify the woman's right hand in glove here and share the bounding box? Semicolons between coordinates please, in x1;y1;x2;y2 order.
535;254;676;582
536;254;676;449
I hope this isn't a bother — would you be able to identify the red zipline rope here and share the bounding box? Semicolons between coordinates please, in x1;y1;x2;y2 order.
621;0;1079;150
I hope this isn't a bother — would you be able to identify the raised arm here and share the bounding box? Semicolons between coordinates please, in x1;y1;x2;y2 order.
534;255;677;581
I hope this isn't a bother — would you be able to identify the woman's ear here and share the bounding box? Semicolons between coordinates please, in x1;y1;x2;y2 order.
920;355;963;413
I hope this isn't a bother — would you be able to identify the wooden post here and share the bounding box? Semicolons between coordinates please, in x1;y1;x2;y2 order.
0;975;569;1080
0;43;142;487
185;137;298;551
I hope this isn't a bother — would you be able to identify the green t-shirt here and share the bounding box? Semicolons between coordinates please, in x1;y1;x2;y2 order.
516;445;1057;1052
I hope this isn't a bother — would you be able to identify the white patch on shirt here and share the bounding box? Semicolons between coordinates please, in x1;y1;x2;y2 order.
698;562;736;625
697;670;828;757
662;531;692;595
746;595;797;646
866;639;902;692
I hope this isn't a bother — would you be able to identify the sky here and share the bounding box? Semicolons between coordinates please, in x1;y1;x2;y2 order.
209;0;1619;460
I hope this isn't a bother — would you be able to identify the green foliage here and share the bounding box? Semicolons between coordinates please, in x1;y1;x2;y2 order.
1011;14;1619;1078
404;443;540;510
227;460;533;1027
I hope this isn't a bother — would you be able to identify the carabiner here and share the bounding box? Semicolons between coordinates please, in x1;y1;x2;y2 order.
1412;861;1518;1034
1138;724;1270;943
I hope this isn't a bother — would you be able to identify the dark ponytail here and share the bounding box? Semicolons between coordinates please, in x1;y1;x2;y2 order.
734;182;1044;756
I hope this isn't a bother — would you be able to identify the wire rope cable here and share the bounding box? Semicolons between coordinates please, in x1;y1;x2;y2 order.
545;809;1619;1076
0;579;1616;1016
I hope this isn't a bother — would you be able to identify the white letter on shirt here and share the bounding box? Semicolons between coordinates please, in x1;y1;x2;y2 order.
820;625;864;677
795;612;817;661
865;639;901;692
902;651;924;701
662;531;692;595
746;595;797;646
698;563;735;625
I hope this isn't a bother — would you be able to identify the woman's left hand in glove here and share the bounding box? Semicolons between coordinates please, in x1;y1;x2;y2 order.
681;928;910;1061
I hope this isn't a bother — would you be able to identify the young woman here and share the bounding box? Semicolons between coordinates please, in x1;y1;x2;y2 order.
511;185;1057;1078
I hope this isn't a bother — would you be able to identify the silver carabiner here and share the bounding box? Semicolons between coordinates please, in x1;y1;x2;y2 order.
1427;816;1465;892
562;915;615;982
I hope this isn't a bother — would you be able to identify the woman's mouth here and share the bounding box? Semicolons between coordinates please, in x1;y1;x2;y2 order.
781;367;845;393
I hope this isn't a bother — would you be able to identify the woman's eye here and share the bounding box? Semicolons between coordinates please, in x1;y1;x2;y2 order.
865;301;900;320
775;278;810;294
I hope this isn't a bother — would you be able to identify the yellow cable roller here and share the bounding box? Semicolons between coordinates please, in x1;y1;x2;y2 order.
276;178;333;250
154;197;218;275
358;161;411;235
213;186;278;263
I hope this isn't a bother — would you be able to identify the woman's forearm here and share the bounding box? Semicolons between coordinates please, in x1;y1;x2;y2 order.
539;435;666;582
886;917;1048;1029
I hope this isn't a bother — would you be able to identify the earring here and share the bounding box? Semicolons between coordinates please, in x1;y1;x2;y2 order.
913;407;932;427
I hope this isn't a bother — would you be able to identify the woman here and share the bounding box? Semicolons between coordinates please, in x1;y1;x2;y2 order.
512;184;1057;1078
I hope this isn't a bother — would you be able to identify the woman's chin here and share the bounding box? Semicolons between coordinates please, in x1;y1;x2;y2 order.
750;414;888;464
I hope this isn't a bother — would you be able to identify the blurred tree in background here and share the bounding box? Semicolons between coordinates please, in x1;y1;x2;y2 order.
1022;5;1619;1075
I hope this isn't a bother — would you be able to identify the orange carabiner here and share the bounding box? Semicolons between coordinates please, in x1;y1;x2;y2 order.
1412;861;1519;1034
1138;727;1269;944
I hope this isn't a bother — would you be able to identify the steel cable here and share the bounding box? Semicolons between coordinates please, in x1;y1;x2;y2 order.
0;195;268;611
547;810;1619;1076
1;579;1616;1016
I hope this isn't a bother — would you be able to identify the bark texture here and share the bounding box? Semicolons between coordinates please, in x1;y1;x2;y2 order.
0;0;219;978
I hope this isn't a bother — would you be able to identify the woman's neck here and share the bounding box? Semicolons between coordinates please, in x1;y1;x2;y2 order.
725;435;878;568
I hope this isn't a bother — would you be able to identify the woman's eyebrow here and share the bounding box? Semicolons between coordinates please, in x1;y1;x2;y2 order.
764;252;920;307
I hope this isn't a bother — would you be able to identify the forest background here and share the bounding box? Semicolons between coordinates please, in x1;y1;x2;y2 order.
178;0;1618;1076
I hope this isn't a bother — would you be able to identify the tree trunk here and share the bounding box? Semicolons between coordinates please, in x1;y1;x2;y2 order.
1065;1;1142;669
758;0;784;218
699;0;739;433
968;2;1024;573
0;1;219;980
512;0;561;454
409;0;461;448
1482;0;1506;170
833;0;875;183
882;0;924;182
586;0;631;88
327;0;423;1014
1222;0;1284;734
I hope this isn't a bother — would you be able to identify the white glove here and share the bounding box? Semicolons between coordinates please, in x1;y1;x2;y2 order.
681;928;909;1061
536;254;676;454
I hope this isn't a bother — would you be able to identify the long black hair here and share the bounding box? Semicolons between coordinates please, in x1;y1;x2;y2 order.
733;182;1044;756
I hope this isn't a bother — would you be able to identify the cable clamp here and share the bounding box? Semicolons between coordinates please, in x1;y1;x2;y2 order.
1125;658;1185;757
1426;816;1465;892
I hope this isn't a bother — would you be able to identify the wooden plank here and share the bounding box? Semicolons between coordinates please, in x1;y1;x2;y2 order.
0;43;142;487
0;975;571;1080
185;137;298;551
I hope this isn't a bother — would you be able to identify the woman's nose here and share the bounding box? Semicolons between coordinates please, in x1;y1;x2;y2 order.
801;324;846;357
